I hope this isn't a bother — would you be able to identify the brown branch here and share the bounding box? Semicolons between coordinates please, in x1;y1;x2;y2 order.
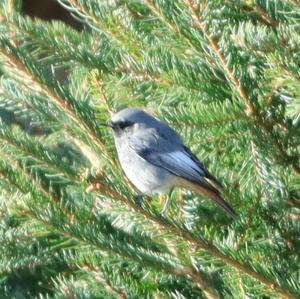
288;211;300;221
181;0;300;178
90;177;296;299
86;183;218;298
0;45;115;167
66;0;140;60
81;265;127;299
94;74;115;117
0;152;78;228
249;139;297;251
182;0;256;116
287;0;300;7
288;197;300;209
0;134;79;183
176;266;220;299
0;159;218;298
85;252;219;299
253;5;279;28
263;213;296;252
146;0;300;179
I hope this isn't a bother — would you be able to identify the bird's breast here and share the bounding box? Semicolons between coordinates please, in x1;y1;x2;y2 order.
114;139;173;195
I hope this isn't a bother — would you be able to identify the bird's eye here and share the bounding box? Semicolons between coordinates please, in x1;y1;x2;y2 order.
114;121;133;130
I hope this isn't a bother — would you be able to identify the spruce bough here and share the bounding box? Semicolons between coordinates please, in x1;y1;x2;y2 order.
0;0;299;298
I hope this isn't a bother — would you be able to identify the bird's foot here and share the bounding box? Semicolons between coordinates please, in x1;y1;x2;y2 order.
133;194;144;207
160;195;171;218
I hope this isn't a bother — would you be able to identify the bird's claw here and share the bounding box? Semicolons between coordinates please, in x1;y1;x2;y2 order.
133;194;144;207
160;195;171;218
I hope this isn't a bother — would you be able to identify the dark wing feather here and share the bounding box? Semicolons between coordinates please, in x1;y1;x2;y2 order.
128;127;236;217
182;146;223;189
129;128;211;184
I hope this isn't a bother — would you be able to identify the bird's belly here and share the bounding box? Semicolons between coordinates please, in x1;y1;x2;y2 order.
117;149;173;195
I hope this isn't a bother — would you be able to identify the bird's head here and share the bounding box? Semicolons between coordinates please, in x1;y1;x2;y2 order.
99;107;157;136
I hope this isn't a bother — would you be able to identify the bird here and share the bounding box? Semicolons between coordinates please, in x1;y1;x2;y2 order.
100;107;237;217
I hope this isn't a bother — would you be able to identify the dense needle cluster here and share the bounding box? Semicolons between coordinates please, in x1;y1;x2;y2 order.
0;0;299;298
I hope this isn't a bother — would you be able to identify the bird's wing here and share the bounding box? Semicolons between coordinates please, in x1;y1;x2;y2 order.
128;128;208;184
181;145;223;189
128;128;236;217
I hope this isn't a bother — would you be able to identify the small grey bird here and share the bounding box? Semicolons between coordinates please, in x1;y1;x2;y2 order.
101;107;237;217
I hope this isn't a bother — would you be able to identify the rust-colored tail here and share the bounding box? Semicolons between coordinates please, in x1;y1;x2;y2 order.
179;178;237;218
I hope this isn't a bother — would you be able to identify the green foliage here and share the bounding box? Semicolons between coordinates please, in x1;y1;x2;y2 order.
0;0;300;298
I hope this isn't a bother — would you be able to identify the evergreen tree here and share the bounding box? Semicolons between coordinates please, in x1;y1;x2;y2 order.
0;0;299;298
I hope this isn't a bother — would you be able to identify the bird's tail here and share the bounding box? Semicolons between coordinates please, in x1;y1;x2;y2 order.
179;178;237;218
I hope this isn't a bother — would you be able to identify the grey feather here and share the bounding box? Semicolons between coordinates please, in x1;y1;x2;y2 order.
107;107;236;217
128;127;207;183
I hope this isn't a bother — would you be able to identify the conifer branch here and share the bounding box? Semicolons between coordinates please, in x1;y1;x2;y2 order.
264;214;296;252
143;0;180;34
249;139;268;199
175;266;220;299
1;1;299;297
0;153;219;298
90;177;297;299
288;0;300;7
87;250;220;299
249;139;297;251
143;1;300;177
253;4;279;28
0;167;218;299
58;0;141;59
182;0;255;116
288;197;300;209
4;12;202;93
0;88;50;122
59;0;189;90
81;265;127;299
96;76;114;116
0;127;79;183
182;0;300;178
85;184;220;298
0;152;77;227
0;43;115;166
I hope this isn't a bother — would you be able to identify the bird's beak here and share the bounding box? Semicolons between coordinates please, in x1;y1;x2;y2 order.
98;121;113;128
